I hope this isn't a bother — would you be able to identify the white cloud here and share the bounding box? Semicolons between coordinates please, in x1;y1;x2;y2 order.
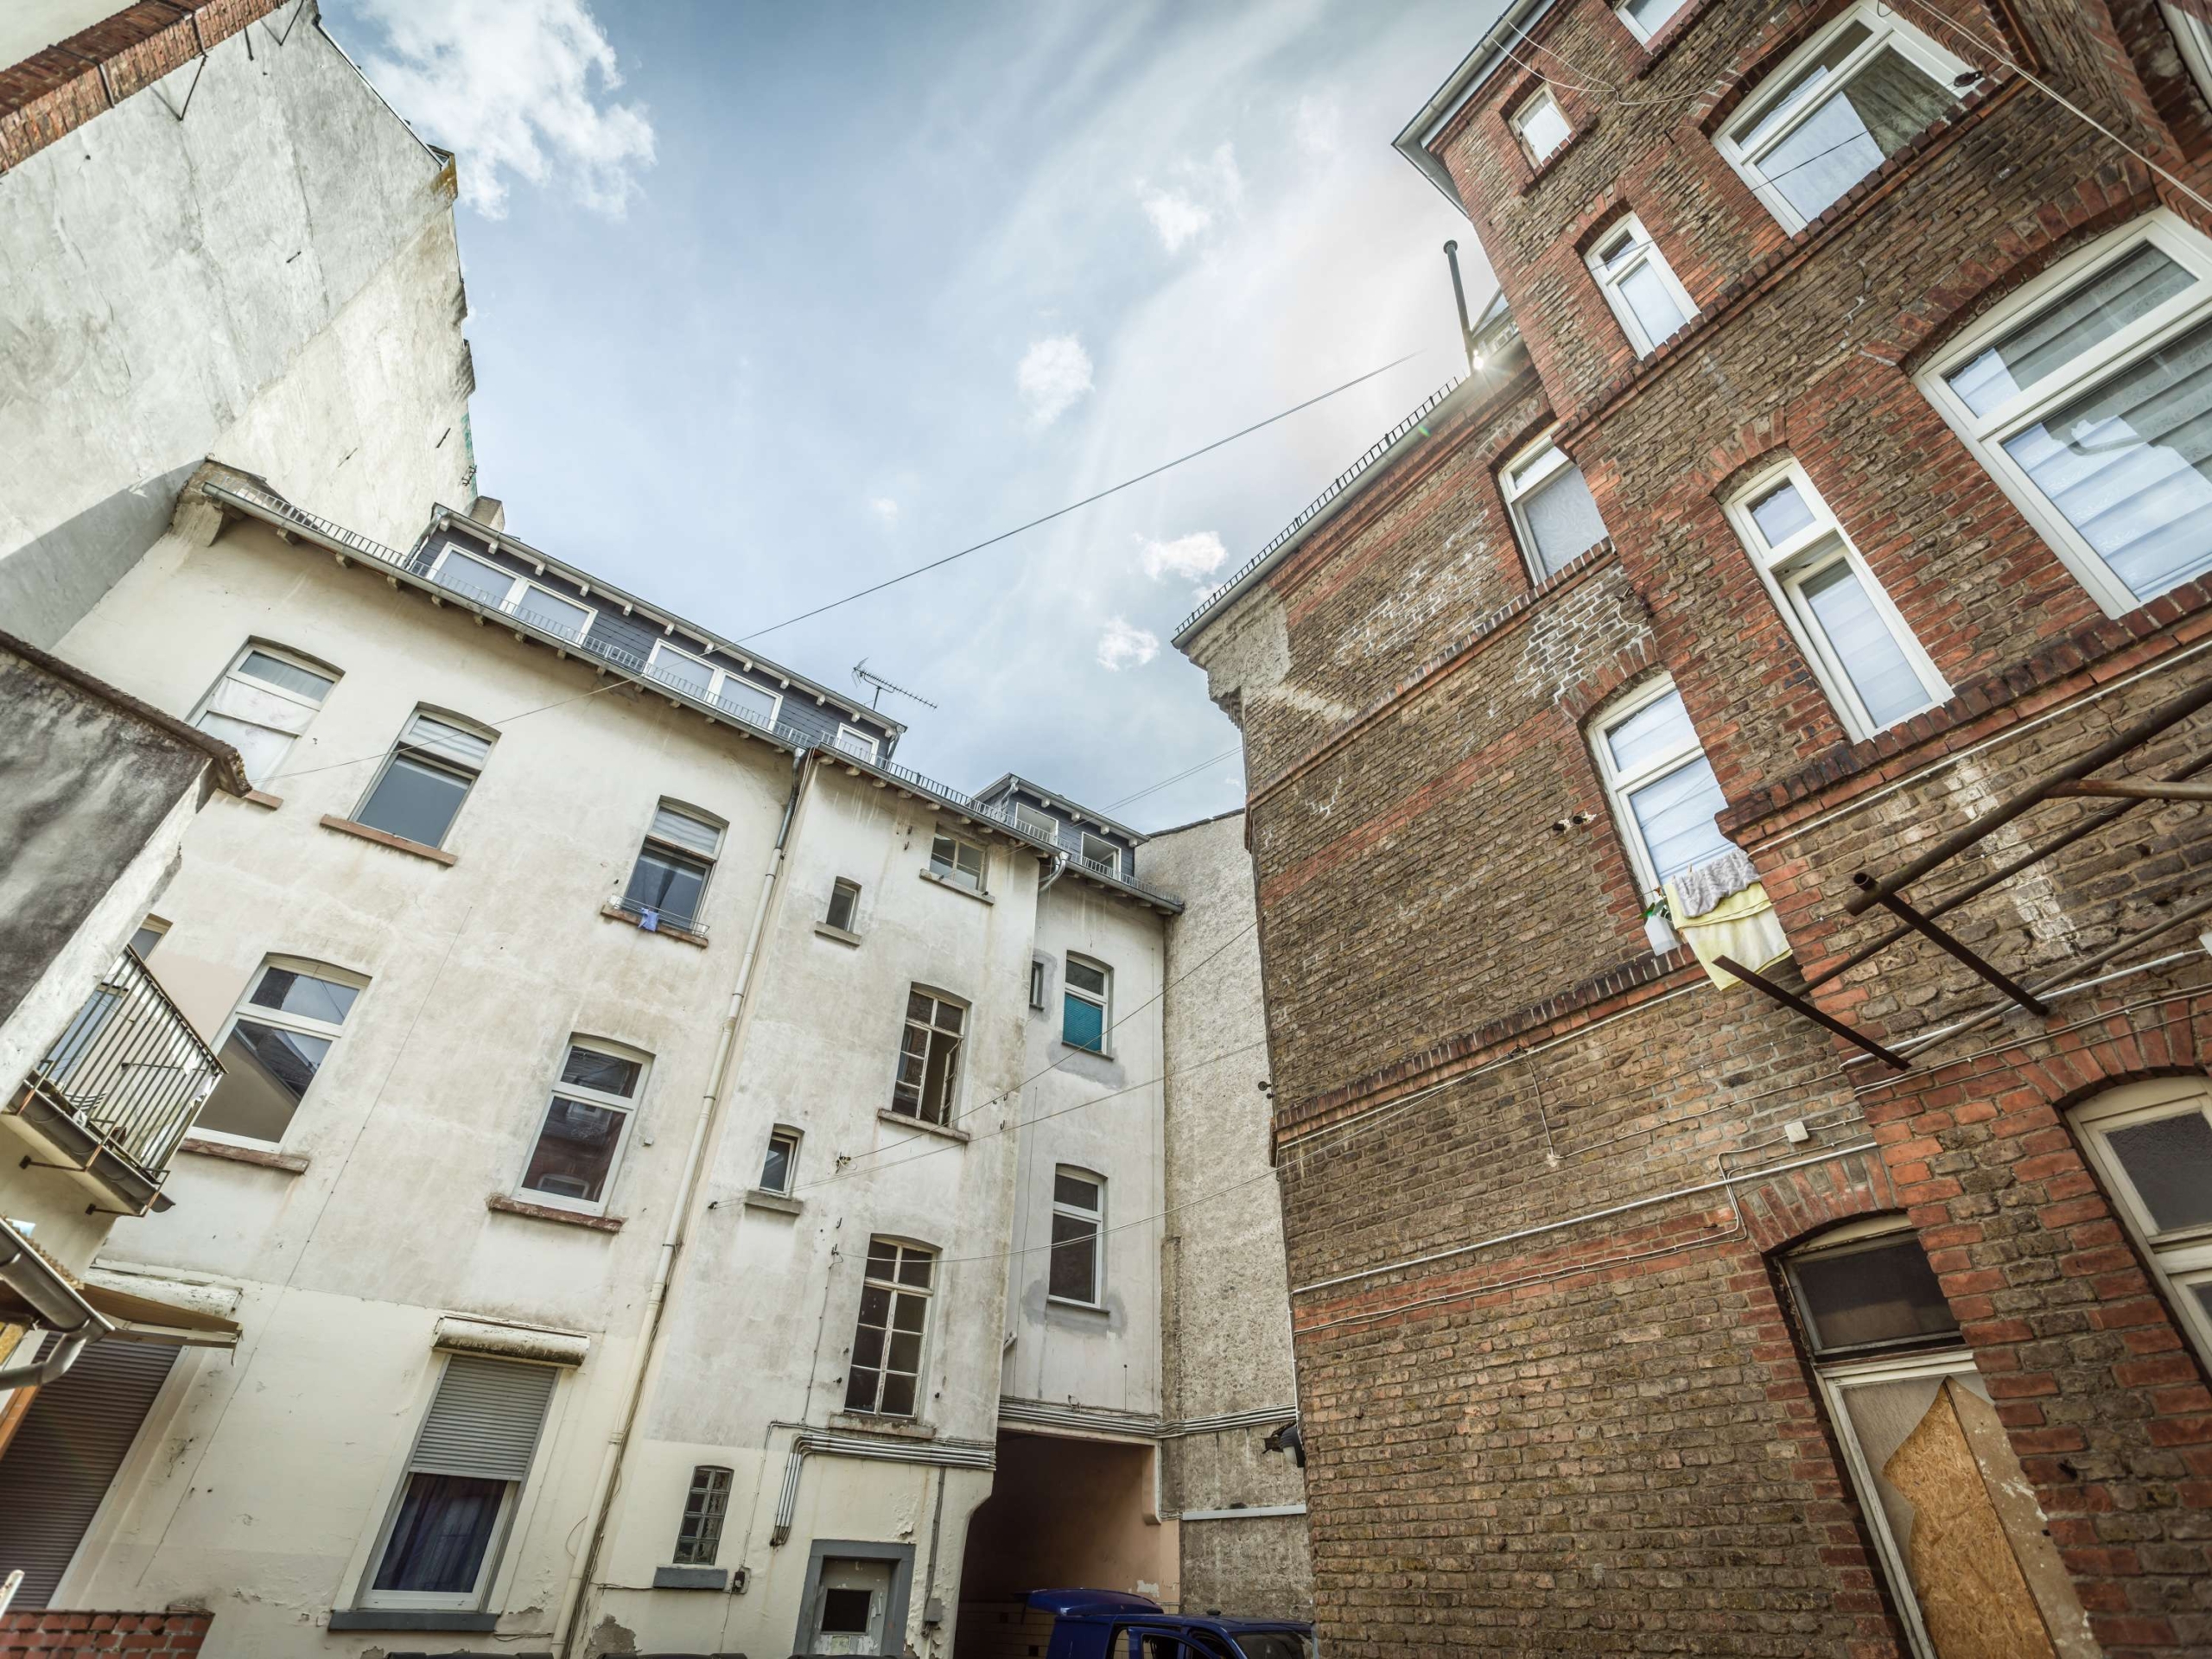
354;0;656;219
868;495;899;526
1294;92;1343;158
1017;334;1095;428
1095;617;1160;671
1136;143;1243;253
1137;531;1227;583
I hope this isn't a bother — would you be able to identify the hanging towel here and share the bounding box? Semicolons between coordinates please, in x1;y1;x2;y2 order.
1669;847;1759;920
1664;874;1791;990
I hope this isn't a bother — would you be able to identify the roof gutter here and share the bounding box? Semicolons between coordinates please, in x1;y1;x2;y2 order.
1390;0;1560;207
0;1221;114;1390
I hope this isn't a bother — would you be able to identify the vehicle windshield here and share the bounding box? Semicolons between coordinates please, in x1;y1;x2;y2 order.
1233;1635;1317;1659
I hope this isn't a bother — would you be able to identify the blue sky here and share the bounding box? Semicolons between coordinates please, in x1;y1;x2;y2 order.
322;0;1493;830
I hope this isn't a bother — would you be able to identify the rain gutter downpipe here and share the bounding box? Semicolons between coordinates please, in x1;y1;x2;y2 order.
556;747;815;1659
0;1220;115;1389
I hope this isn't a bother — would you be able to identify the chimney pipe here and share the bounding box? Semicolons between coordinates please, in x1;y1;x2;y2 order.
1443;240;1478;373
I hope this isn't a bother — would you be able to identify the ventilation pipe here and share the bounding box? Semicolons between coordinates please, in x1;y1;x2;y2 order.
1444;240;1479;372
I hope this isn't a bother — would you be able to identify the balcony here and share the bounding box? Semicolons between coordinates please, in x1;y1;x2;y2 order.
6;948;222;1215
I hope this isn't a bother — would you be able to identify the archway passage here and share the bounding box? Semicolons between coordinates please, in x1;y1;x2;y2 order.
954;1431;1173;1659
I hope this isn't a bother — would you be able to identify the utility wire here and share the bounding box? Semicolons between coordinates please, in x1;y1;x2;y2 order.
737;355;1428;643
1106;747;1243;811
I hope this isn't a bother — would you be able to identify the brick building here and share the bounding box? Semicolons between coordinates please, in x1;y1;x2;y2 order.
1178;0;2212;1653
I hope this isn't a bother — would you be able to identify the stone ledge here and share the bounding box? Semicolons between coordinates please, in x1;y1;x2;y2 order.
178;1137;308;1174
599;900;709;948
486;1192;624;1232
918;868;994;904
813;921;863;946
320;814;457;866
877;1107;969;1144
326;1609;497;1633
743;1187;804;1216
243;789;283;810
827;1411;938;1440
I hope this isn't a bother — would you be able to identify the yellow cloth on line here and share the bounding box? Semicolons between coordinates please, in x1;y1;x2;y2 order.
1663;877;1792;991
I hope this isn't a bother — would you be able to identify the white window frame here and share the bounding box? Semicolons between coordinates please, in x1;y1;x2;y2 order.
928;831;988;895
1500;431;1609;582
2074;1077;2212;1370
760;1125;802;1195
844;1238;937;1420
1722;458;1948;740
825;878;861;934
833;723;880;762
1588;676;1726;897
1062;955;1111;1055
188;641;339;788
193;955;367;1150
2164;3;2212;111
1013;802;1060;842
645;639;784;729
353;708;496;850
1511;86;1572;166
1586;214;1699;357
426;541;597;645
513;1037;649;1217
357;1354;556;1613
1917;210;2212;618
892;987;967;1125
1048;1166;1106;1307
1078;831;1121;872
1616;0;1689;46
1714;3;1965;234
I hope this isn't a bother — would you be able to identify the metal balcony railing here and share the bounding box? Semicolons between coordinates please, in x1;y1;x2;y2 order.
16;948;223;1184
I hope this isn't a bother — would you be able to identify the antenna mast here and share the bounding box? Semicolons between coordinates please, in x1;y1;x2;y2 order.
852;660;939;712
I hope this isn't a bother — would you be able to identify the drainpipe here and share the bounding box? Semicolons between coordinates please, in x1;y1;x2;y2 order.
1037;850;1071;893
0;1222;114;1389
1444;240;1478;372
556;747;816;1658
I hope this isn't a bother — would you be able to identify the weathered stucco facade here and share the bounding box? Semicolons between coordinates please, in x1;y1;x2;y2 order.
0;0;477;647
0;461;1306;1656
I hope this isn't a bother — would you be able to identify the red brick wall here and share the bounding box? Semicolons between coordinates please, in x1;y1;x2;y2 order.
1185;0;2212;1651
0;1612;211;1657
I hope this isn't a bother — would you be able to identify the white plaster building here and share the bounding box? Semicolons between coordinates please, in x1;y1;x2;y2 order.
0;465;1306;1657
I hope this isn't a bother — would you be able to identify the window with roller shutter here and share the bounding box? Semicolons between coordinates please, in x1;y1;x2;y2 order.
359;1353;557;1611
0;1338;179;1608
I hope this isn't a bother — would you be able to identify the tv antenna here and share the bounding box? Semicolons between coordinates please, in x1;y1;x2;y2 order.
852;660;938;712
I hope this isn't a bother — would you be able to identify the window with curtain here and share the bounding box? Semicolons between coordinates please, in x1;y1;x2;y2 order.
1590;680;1733;894
623;801;722;931
1922;214;2212;617
1716;5;1964;232
1724;460;1947;738
364;1355;556;1609
1586;215;1697;357
1502;435;1611;581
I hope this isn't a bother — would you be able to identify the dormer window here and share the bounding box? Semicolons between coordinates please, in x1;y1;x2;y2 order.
1014;803;1059;841
427;543;594;643
645;640;780;729
1079;831;1118;872
1511;87;1572;166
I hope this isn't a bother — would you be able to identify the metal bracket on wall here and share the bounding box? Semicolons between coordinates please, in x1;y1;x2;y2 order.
1713;957;1910;1070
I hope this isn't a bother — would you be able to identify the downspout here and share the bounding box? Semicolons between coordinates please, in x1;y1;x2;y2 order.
0;1221;114;1389
556;747;815;1658
1037;850;1071;893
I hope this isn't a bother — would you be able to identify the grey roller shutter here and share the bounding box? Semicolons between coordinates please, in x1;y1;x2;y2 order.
0;1338;179;1608
407;1354;556;1482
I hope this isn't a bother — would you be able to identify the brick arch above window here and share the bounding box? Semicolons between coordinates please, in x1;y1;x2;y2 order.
1554;639;1665;724
1738;1150;1901;1255
1883;188;2163;372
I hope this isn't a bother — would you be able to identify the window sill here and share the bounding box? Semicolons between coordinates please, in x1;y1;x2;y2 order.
1047;1296;1109;1315
599;900;709;948
918;869;993;905
320;814;457;866
828;1412;938;1440
178;1136;309;1174
243;789;283;810
486;1192;625;1232
652;1565;729;1592
877;1108;969;1144
1060;1040;1114;1062
744;1187;804;1216
327;1610;497;1632
813;921;863;947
